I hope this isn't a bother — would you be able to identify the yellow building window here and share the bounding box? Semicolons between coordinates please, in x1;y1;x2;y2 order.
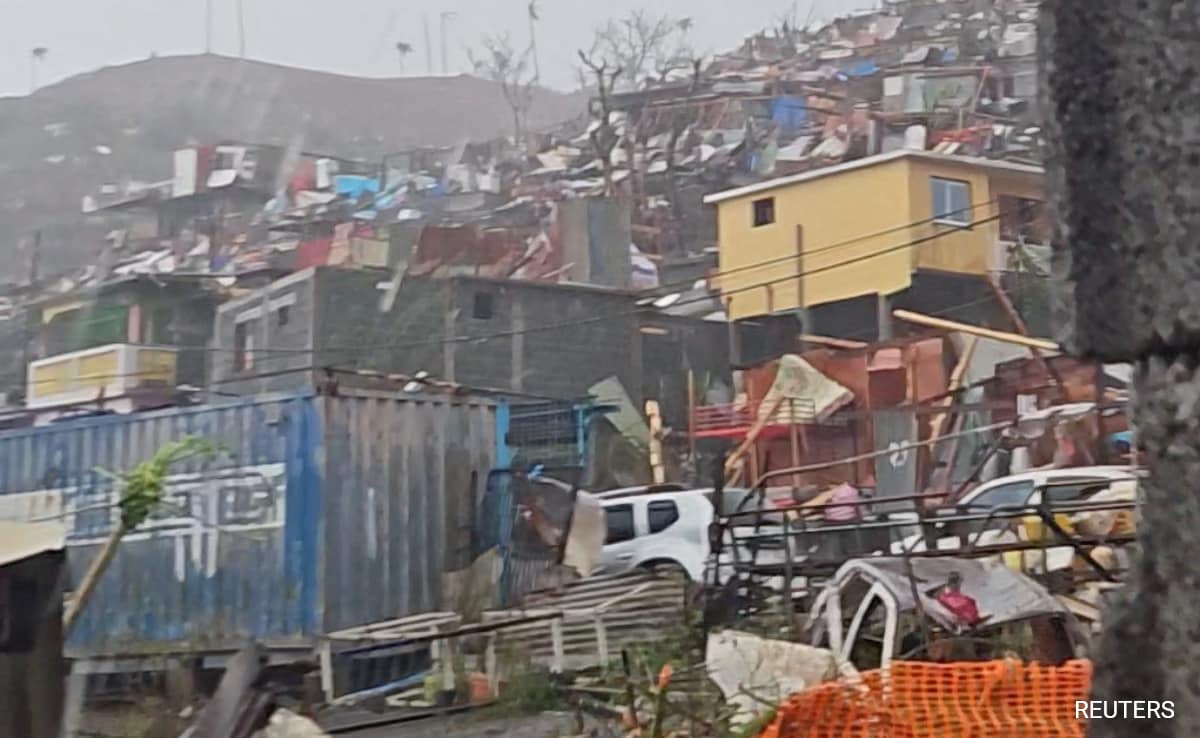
930;177;971;225
752;197;776;227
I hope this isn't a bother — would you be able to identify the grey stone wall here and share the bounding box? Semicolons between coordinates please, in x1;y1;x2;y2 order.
211;268;319;396
449;277;640;401
312;268;448;383
1042;2;1200;734
210;269;694;413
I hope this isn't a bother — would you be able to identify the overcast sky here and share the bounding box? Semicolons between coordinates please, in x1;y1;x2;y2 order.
2;0;874;97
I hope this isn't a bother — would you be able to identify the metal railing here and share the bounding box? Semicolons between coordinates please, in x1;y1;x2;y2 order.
691;397;817;435
710;480;1140;616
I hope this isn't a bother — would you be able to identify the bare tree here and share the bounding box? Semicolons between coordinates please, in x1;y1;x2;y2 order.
591;10;693;90
577;49;624;195
395;41;413;72
662;58;705;216
469;34;537;143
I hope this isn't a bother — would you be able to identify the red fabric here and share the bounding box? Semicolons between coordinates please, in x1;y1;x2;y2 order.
296;237;333;268
289;159;317;193
937;590;982;626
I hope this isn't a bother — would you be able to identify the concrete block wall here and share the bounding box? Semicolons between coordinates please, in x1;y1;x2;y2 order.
449;277;641;401
211;268;319;396
312;268;448;384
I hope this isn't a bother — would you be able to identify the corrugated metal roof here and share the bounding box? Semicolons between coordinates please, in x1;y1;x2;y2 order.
0;521;64;566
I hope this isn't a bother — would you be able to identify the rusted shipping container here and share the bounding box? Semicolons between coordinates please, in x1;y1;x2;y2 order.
0;389;496;661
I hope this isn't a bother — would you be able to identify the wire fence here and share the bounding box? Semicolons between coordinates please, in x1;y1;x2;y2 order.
760;659;1092;738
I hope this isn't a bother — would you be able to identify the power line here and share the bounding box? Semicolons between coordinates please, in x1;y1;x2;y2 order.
202;209;1010;360
40;209;1022;370
204;202;1011;362
643;198;1002;295
831;275;1051;345
18;279;1049;404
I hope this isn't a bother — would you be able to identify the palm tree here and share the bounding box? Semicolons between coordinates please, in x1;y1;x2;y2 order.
395;41;413;72
30;47;48;93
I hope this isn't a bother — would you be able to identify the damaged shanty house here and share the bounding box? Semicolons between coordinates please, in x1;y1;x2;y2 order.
80;141;378;275
693;294;1131;496
210;265;731;484
18;273;224;426
587;0;1047;235
701;148;1049;367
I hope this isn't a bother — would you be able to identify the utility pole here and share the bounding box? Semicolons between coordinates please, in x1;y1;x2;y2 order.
237;0;246;57
422;14;433;75
528;1;541;82
439;11;457;75
205;0;213;53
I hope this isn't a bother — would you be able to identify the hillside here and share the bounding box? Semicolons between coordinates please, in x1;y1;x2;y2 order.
0;54;588;275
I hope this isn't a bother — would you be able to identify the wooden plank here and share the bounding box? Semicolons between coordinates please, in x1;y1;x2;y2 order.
646;400;665;484
985;273;1062;389
929;335;978;444
789;398;802;492
594;616;609;668
891;309;1060;351
799;333;868;350
724;395;785;482
485;635;498;696
550;619;565;674
687;370;697;464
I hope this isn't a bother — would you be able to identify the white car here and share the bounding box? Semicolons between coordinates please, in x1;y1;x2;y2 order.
955;466;1140;512
597;486;786;582
598;488;714;580
891;465;1141;556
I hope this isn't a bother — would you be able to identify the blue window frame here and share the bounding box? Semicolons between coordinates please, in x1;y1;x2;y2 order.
930;177;971;225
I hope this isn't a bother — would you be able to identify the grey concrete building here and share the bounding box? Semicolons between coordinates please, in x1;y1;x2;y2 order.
211;267;729;426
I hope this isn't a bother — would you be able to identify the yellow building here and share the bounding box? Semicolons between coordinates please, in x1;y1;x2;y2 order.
703;150;1045;322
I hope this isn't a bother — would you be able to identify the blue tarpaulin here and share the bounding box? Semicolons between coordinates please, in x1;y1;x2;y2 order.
770;95;809;130
845;60;880;77
334;175;380;199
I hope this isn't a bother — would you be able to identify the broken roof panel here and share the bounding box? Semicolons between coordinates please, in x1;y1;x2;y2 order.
823;556;1070;633
0;522;65;567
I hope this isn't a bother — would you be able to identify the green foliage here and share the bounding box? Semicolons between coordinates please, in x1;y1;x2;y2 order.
729;706;777;738
491;667;568;716
96;436;219;531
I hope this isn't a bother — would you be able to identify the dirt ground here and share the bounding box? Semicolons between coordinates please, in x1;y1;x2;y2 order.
337;710;585;738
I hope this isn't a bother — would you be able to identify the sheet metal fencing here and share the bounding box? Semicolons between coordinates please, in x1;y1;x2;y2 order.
319;391;496;633
0;390;495;660
499;400;593;469
476;466;583;607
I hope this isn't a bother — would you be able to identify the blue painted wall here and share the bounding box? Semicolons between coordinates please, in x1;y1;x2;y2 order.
0;391;494;658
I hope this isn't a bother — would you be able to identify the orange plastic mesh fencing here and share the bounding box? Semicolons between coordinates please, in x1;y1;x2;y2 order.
759;659;1093;738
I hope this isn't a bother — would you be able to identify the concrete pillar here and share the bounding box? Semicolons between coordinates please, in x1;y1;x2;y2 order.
512;297;526;392
876;293;892;341
1043;2;1200;734
443;281;456;382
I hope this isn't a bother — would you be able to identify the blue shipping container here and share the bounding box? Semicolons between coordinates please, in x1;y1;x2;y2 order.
0;390;495;660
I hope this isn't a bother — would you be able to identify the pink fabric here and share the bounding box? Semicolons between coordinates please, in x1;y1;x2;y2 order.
824;483;862;522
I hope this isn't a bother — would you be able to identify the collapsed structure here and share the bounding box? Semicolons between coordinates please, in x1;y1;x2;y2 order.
0;1;1140;733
